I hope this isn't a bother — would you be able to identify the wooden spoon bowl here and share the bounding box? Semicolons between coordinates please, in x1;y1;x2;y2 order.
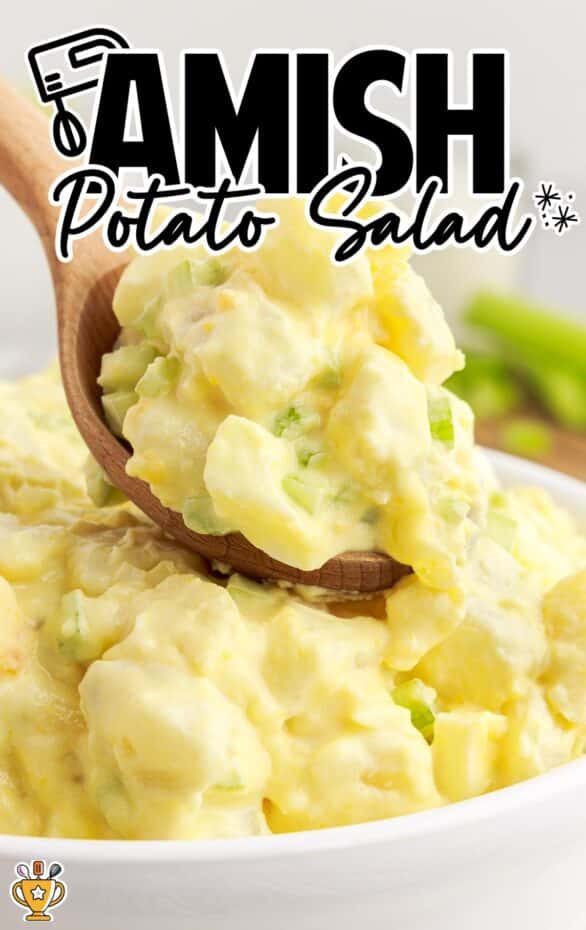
0;78;411;593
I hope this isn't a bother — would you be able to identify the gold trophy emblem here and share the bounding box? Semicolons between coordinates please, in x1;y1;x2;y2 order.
11;860;66;922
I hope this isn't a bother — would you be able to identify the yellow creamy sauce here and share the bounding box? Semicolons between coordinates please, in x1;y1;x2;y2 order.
104;197;476;588
0;201;585;839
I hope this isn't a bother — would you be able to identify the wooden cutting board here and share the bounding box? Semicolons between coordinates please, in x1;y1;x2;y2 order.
477;417;586;482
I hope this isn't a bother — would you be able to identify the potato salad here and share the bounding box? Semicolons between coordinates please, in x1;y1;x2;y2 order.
102;198;478;589
0;202;585;841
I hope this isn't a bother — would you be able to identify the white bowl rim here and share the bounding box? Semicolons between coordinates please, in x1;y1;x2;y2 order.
0;450;584;863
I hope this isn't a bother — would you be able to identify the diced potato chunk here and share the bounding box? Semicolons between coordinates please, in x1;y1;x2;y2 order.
374;265;464;384
542;569;586;724
204;416;337;569
234;197;373;311
113;246;204;327
432;710;506;801
416;589;547;711
81;661;269;837
195;288;321;420
385;575;465;670
125;394;218;510
326;347;431;490
499;684;578;784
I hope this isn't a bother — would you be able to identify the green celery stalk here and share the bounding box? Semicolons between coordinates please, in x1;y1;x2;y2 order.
467;292;586;372
513;352;586;430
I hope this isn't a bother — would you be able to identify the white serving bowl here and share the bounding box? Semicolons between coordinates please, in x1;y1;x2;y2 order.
0;451;585;930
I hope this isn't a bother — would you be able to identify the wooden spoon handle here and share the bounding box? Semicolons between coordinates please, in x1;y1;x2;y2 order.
0;76;64;262
0;75;125;341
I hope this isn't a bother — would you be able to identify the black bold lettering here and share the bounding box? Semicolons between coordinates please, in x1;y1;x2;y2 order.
415;52;506;194
334;49;413;197
296;53;331;193
184;53;289;192
90;52;179;182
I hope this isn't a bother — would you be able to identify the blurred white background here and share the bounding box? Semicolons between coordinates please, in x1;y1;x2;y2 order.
1;0;585;376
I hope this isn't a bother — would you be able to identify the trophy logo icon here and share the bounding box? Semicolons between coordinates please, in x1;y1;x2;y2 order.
11;860;67;922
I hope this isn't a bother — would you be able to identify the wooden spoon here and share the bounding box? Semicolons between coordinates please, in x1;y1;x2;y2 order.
0;78;410;592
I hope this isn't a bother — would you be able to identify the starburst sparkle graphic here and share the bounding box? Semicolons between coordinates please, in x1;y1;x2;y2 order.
551;203;580;235
533;181;580;234
533;182;561;213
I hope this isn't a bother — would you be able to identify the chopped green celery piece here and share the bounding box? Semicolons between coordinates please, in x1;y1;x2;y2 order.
212;774;244;791
438;497;469;524
428;395;455;447
273;406;320;439
313;358;342;389
334;481;360;505
84;456;126;507
360;506;380;524
227;575;268;601
182;495;227;535
132;296;162;342
275;406;301;435
98;344;158;393
166;257;226;297
201;259;227;286
486;510;517;550
297;448;327;468
282;475;323;514
57;589;91;662
136;356;180;398
392;679;435;740
501;418;553;460
227;574;286;619
102;390;138;437
167;260;193;296
467;292;586;372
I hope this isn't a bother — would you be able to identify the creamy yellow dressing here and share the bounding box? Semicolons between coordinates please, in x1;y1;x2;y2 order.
0;203;585;839
104;197;480;590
